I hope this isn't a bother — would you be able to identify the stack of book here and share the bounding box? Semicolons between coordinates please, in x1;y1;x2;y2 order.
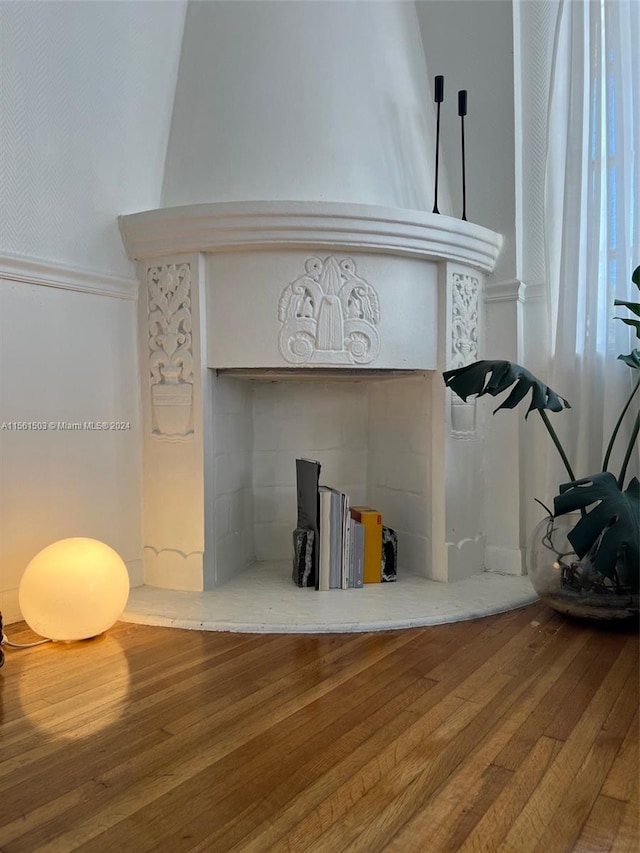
292;458;397;589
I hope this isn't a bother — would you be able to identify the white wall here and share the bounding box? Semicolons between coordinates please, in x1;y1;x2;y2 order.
0;0;187;276
251;380;369;563
0;276;141;620
417;1;532;575
415;0;517;284
368;376;432;578
212;376;255;586
162;0;449;212
0;1;187;621
513;0;563;547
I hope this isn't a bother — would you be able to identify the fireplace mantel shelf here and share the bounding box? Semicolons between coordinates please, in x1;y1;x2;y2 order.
119;200;502;273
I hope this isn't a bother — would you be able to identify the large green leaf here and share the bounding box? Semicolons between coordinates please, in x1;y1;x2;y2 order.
443;360;570;418
615;317;640;338
614;300;640;318
615;265;640;340
553;473;640;580
618;349;640;369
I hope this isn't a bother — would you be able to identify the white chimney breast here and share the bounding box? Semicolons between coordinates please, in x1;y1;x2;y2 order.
162;0;448;212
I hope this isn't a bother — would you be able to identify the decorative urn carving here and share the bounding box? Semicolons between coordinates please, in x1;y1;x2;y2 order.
278;256;380;365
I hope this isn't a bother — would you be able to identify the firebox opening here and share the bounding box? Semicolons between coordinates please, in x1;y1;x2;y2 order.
209;372;433;588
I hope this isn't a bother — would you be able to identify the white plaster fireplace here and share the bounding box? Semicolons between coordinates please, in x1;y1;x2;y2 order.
120;201;502;594
116;0;532;624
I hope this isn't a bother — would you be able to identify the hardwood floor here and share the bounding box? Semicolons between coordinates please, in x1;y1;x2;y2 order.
0;604;637;852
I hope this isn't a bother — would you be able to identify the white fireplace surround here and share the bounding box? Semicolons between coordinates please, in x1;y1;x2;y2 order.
119;200;503;594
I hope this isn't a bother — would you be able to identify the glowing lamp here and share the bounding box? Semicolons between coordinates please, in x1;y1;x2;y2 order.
19;537;130;641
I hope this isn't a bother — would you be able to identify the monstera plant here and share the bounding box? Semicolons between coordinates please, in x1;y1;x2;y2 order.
443;266;640;618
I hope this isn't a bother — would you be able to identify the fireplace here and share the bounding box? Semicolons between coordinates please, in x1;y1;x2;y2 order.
118;0;505;598
120;201;502;592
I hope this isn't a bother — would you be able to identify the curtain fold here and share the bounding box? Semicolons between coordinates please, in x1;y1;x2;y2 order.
544;0;639;492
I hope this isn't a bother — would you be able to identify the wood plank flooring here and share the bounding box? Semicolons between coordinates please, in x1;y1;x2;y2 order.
0;604;637;852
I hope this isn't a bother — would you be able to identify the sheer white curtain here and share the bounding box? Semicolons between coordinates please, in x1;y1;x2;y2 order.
544;0;639;489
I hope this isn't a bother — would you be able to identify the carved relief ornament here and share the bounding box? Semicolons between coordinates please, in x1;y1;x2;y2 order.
278;256;380;365
451;272;479;369
450;272;480;438
147;263;194;439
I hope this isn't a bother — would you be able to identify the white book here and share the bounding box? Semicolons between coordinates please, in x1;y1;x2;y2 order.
318;486;332;591
342;497;351;589
329;489;341;588
319;485;351;590
351;520;365;588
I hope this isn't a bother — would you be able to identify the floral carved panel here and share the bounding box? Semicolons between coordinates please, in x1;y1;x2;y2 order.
147;263;194;439
450;272;480;438
451;272;479;369
278;256;381;365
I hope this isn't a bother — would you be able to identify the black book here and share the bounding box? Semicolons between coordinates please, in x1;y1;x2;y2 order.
295;458;321;588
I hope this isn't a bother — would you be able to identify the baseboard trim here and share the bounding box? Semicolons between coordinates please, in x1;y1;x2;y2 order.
1;560;143;629
484;545;527;576
0;588;21;625
127;559;144;588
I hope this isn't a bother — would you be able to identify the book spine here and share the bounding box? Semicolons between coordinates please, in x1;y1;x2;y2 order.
341;496;351;589
295;458;321;588
353;521;364;588
350;508;383;584
348;520;356;587
318;487;332;591
329;491;341;588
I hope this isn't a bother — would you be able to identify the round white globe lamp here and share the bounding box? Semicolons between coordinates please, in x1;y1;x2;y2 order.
19;537;130;641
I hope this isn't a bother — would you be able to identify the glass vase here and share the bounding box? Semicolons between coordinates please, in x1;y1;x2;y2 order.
527;513;639;621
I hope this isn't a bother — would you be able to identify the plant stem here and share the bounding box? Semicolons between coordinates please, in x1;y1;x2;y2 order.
602;375;640;472
617;408;640;489
538;410;577;482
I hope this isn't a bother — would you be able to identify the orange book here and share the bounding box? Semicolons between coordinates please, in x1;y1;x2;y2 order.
349;506;382;584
